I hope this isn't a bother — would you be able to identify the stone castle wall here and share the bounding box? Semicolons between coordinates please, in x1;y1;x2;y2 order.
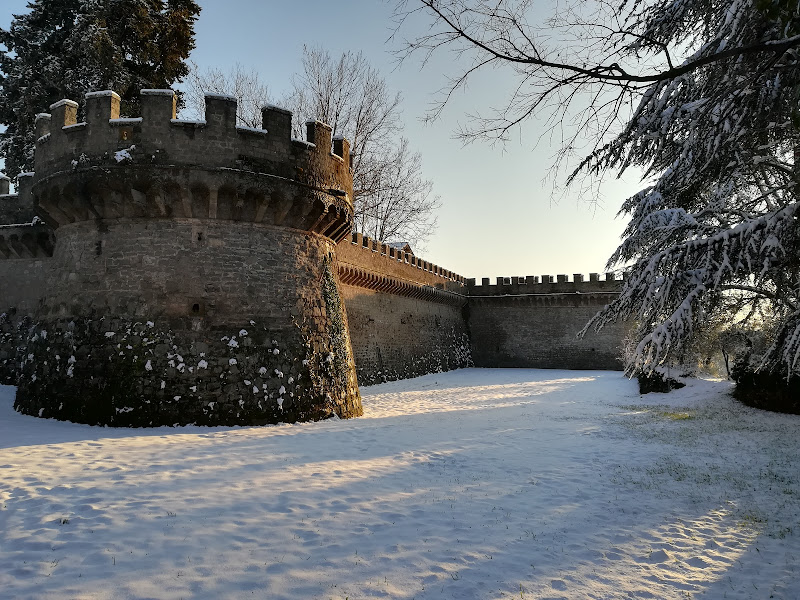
14;220;359;426
466;276;627;370
0;190;56;383
0;88;629;427
1;175;36;224
38;219;332;323
336;233;471;384
0;224;54;314
6;89;362;426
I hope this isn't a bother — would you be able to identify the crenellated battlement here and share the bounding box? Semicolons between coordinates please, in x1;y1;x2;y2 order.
0;173;50;259
336;233;622;300
337;231;466;290
0;174;36;225
466;273;622;296
28;89;354;242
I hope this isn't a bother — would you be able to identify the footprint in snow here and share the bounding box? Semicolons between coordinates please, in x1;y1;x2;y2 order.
686;556;709;568
646;549;671;563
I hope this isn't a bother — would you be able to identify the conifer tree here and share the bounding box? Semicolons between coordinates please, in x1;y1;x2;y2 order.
0;0;200;178
577;0;800;382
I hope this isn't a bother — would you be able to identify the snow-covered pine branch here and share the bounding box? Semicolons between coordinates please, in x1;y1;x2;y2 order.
398;0;800;380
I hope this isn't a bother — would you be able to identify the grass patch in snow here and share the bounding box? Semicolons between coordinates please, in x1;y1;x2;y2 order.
616;404;695;421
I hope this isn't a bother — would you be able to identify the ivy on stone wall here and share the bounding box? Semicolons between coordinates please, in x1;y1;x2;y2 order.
355;327;472;386
294;257;362;419
321;257;354;394
0;310;29;385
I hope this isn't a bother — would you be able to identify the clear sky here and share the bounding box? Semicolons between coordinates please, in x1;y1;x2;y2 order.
1;0;642;280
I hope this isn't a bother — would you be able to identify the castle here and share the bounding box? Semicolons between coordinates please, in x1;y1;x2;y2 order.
0;89;627;427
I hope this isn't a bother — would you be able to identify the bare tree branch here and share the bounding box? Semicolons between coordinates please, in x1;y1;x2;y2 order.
183;62;271;128
284;47;440;248
395;0;800;378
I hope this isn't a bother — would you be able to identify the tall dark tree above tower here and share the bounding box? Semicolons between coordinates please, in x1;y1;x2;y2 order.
0;0;200;178
395;0;800;381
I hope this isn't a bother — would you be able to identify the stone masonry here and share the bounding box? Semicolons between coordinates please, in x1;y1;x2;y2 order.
0;87;627;427
2;89;361;425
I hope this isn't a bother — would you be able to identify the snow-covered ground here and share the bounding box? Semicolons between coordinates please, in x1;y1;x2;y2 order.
1;368;798;599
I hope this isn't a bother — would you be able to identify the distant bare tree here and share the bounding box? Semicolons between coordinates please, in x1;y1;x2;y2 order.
181;49;440;248
286;47;440;248
354;138;438;244
183;62;271;128
286;48;401;199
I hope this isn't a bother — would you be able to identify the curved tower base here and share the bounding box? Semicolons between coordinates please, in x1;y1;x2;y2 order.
14;221;361;426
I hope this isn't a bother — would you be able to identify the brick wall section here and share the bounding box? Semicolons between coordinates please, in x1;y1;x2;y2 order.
37;219;329;322
335;232;471;384
0;223;54;313
467;294;628;370
341;285;471;384
0;259;51;314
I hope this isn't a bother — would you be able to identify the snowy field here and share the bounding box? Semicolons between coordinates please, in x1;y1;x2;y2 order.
1;369;799;599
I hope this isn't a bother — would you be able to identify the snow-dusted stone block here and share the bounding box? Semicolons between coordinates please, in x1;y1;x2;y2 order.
261;104;291;140
306;120;332;153
204;93;237;132
85;90;121;124
49;99;78;129
140;89;176;123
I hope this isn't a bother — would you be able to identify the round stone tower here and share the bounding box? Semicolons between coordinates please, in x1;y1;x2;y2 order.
14;89;362;426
